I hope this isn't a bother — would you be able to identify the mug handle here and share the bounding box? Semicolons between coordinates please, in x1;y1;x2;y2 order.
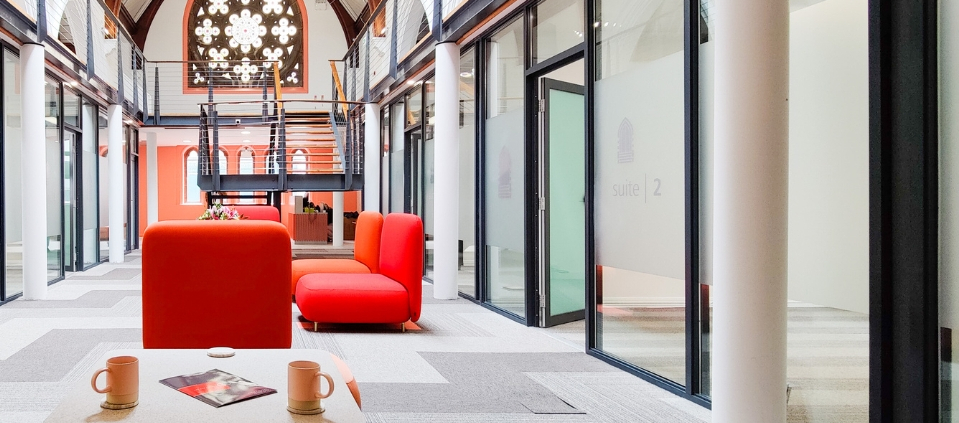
91;368;112;394
314;372;335;399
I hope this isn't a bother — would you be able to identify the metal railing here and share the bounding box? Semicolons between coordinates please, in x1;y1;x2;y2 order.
39;0;149;119
196;99;366;192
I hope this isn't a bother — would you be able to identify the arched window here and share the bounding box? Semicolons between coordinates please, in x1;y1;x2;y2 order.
218;149;228;174
292;149;306;201
239;147;255;203
292;149;306;174
185;0;306;89
185;150;200;203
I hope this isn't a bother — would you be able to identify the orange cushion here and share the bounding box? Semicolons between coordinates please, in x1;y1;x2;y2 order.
353;211;384;273
295;273;410;324
291;259;371;295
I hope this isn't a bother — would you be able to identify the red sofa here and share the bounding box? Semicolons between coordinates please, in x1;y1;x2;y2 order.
290;211;384;296
295;213;423;328
232;205;281;222
142;220;292;348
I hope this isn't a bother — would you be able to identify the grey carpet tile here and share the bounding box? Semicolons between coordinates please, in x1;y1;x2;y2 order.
67;268;141;281
787;405;868;423
364;412;599;422
291;325;349;359
360;352;618;414
0;290;140;309
412;312;496;337
0;329;142;382
526;373;706;423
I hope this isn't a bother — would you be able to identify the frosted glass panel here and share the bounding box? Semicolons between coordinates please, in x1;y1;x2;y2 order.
484;17;525;317
593;0;686;384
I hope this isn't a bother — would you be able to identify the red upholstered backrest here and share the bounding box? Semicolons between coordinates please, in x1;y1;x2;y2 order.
378;213;424;322
142;220;292;348
353;211;384;273
232;205;281;222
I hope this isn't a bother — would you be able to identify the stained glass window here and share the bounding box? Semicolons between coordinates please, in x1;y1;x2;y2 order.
186;0;305;89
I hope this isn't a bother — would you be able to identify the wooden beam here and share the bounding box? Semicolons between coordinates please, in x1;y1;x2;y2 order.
329;0;359;45
131;0;167;49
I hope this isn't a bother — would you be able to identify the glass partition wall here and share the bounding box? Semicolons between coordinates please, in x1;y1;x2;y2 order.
44;76;63;282
458;47;477;298
2;48;22;301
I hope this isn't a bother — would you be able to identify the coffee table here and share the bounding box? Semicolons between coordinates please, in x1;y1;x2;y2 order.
44;349;364;422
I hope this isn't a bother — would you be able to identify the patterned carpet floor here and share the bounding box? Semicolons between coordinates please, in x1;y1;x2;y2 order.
0;251;711;423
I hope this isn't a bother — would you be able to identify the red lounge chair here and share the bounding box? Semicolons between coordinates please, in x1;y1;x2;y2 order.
290;211;384;296
295;213;423;330
232;205;281;222
142;220;292;348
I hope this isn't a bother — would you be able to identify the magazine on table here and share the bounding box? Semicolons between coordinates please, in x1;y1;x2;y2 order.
159;369;277;408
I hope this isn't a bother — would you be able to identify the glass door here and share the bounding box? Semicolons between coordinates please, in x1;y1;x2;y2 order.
62;130;79;271
537;75;586;327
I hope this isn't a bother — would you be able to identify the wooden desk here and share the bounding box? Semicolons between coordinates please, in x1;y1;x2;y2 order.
45;349;364;422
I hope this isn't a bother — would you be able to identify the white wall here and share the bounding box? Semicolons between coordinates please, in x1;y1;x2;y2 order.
143;0;347;114
786;0;869;314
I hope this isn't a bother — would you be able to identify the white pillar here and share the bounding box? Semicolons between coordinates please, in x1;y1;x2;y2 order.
20;43;47;300
364;104;380;213
332;192;344;247
108;105;125;263
712;0;789;421
146;132;158;226
432;42;460;300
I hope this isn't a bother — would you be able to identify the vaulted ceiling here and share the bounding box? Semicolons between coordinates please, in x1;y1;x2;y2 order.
121;0;379;49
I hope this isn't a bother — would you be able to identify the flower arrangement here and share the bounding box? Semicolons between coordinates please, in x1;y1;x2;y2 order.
198;202;244;220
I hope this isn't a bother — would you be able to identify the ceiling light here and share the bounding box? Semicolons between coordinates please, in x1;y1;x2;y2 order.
243;139;250;143
241;130;251;135
460;72;472;78
407;80;418;86
183;140;191;143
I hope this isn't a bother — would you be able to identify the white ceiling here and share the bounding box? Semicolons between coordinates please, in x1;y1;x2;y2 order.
141;126;277;147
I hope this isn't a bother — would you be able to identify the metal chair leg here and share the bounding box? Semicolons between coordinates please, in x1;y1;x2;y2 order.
314;322;318;332
401;322;406;333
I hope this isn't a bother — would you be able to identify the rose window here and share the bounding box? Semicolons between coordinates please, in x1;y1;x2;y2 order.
186;0;305;89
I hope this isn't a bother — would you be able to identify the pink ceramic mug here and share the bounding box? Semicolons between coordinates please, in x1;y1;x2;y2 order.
91;355;139;406
288;360;335;413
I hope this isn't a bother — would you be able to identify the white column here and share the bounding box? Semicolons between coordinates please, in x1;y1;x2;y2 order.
712;0;789;421
364;104;381;213
20;43;47;300
432;42;460;300
146;132;158;226
332;192;344;247
108;105;125;263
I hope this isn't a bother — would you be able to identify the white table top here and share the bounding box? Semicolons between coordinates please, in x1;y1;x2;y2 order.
44;349;365;423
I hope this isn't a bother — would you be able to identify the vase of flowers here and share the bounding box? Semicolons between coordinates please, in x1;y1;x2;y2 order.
198;202;244;220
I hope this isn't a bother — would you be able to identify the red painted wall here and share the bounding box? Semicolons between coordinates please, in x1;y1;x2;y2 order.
138;142;360;236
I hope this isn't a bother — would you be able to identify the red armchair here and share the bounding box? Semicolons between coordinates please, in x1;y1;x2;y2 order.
232;205;281;222
295;213;423;329
142;220;292;348
290;211;384;296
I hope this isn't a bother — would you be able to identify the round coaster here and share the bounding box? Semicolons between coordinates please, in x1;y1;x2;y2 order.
207;347;235;358
287;405;325;415
101;400;138;410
